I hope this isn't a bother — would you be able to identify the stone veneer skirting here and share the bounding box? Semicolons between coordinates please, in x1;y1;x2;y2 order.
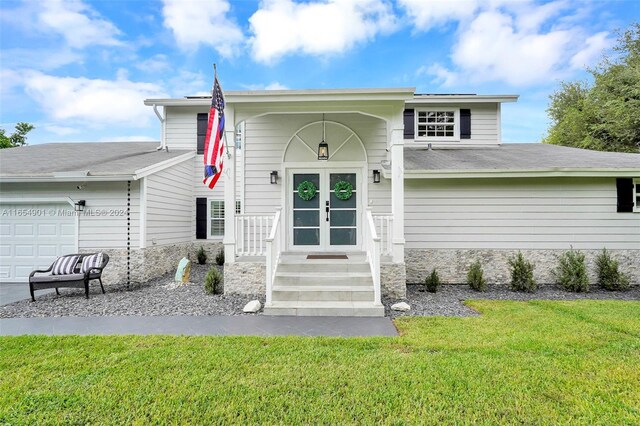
381;263;406;298
223;262;266;295
405;249;640;285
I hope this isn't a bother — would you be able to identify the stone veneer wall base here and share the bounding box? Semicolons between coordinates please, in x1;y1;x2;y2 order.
405;249;640;286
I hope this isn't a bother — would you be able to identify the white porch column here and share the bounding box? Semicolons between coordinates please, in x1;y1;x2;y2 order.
223;106;236;263
390;113;405;263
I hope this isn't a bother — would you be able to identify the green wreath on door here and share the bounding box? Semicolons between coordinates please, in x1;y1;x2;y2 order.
297;181;317;201
334;180;353;200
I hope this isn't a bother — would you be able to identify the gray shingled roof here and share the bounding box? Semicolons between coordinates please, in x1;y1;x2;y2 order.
404;143;640;172
0;142;189;178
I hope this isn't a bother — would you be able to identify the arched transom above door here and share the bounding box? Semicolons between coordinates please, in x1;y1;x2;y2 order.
283;120;367;163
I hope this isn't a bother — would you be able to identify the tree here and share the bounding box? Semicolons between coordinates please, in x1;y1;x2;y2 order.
0;122;35;149
544;23;640;153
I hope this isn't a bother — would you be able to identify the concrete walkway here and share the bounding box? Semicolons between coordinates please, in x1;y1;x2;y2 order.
0;315;398;337
0;282;54;306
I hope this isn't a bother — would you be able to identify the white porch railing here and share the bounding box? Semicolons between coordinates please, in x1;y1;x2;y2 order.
264;208;282;306
372;214;393;257
235;214;275;257
364;208;382;305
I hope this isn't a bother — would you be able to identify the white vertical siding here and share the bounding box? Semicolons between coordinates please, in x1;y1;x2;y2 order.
405;177;640;250
0;181;140;249
146;159;194;245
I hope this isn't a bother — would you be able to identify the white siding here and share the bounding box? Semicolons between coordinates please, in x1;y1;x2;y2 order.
405;177;640;250
145;159;194;246
164;106;200;150
244;113;390;215
0;181;140;250
407;103;499;146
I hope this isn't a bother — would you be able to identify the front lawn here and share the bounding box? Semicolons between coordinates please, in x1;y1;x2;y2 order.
1;300;639;424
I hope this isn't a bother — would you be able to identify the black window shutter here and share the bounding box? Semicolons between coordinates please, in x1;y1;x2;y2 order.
403;109;414;139
197;113;208;154
196;198;207;239
460;109;471;139
616;178;634;212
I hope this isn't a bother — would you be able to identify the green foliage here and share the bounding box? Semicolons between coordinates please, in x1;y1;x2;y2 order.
215;247;225;266
204;267;222;294
595;248;630;291
424;268;440;293
554;248;589;292
0;122;34;149
196;246;207;265
508;252;537;293
467;260;487;292
544;23;640;153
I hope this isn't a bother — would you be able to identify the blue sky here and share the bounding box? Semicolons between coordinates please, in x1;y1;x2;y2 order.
1;0;638;145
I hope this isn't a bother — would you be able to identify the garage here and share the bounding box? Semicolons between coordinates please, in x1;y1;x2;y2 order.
0;202;77;282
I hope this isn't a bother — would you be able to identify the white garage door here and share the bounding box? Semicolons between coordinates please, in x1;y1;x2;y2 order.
0;203;77;282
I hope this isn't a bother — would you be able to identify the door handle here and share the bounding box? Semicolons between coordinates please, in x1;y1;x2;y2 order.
325;201;329;222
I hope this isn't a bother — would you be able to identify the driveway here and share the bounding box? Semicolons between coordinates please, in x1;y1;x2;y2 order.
0;282;53;306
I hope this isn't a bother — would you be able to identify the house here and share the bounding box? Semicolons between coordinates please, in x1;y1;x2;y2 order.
1;88;639;316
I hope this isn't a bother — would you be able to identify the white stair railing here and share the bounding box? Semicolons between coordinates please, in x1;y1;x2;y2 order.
264;208;282;306
364;208;382;306
235;214;274;256
373;214;393;257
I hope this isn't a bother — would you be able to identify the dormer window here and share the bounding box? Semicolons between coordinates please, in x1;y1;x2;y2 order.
416;109;459;140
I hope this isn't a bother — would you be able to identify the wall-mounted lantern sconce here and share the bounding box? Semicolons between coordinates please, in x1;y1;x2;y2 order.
373;169;381;184
318;114;328;160
270;170;278;184
74;200;86;212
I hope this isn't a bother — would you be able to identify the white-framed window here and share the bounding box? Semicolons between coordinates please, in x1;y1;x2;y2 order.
415;109;459;140
209;200;241;237
634;179;640;213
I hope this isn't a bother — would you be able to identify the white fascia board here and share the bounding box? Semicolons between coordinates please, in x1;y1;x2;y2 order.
134;151;195;179
144;87;416;107
407;95;519;104
403;168;640;179
0;175;136;182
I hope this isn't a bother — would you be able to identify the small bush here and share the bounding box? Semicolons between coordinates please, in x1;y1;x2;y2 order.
595;248;630;291
554;248;589;292
215;248;225;266
467;261;487;292
424;269;440;293
508;252;537;293
196;246;207;265
204;267;223;295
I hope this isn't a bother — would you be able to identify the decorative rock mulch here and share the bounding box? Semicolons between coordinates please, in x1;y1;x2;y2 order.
383;284;640;319
0;264;264;319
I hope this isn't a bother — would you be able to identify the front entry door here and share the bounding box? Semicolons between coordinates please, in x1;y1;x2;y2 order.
290;170;359;251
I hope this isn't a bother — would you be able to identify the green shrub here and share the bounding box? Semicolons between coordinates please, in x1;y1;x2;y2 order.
215;248;225;266
554;248;589;292
508;252;537;293
424;269;440;293
467;261;487;292
595;248;630;291
204;267;223;295
196;246;207;265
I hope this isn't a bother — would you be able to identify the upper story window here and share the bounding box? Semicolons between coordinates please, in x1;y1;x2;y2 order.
416;109;459;140
635;179;640;213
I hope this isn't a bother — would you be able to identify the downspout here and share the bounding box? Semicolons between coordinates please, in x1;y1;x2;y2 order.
152;104;166;151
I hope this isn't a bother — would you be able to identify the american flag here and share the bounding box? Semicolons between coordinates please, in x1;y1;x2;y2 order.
203;74;225;189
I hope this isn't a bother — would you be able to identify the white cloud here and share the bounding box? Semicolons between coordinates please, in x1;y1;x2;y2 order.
100;136;158;142
44;125;80;136
38;0;121;49
135;54;171;73
23;71;168;127
242;82;290;90
570;31;611;69
248;0;397;63
161;0;244;57
398;0;479;31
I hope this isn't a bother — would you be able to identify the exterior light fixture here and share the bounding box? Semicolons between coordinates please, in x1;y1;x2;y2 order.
373;169;381;184
318;114;329;160
270;170;278;184
74;200;86;212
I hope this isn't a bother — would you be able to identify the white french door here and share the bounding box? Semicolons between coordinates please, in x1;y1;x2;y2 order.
289;170;360;251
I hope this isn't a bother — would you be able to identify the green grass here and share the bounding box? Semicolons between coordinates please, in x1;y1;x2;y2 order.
1;300;639;425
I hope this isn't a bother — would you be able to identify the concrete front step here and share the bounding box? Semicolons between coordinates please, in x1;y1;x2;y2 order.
272;285;375;302
263;301;385;317
274;271;372;286
277;261;371;273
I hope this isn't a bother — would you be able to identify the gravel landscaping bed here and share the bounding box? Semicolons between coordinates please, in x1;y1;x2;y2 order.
383;284;640;318
0;264;263;319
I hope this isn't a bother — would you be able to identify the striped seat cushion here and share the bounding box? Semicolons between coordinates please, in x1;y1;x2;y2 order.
51;255;80;275
81;253;104;274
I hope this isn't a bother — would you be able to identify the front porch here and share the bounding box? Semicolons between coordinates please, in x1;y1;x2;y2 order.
219;89;414;315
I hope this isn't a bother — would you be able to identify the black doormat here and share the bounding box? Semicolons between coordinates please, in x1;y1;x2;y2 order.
306;254;348;260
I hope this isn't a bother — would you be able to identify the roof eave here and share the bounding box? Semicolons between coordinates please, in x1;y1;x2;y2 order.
407;95;519;104
401;168;640;179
